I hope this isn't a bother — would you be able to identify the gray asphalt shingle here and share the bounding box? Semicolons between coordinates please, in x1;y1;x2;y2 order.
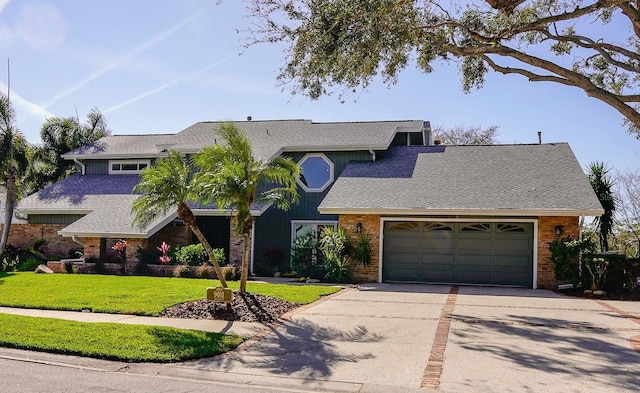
318;144;603;215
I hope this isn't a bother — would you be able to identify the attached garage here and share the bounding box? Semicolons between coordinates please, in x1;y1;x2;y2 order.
382;221;534;287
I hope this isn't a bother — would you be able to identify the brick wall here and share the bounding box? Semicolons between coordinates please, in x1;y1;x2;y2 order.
537;216;580;289
148;223;191;251
3;223;81;258
339;214;380;282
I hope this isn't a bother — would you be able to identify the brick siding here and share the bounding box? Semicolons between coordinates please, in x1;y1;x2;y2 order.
3;223;80;259
537;216;580;289
339;214;380;283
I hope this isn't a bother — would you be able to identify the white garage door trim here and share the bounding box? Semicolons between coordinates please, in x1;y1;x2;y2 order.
378;217;539;289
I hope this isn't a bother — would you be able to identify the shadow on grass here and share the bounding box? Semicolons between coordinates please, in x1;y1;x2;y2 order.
148;327;243;362
450;313;640;390
192;318;385;380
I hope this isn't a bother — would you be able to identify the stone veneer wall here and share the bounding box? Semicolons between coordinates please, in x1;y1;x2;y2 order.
339;214;381;283
537;216;580;289
3;223;81;258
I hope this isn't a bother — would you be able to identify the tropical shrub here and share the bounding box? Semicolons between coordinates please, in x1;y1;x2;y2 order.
319;226;352;283
548;237;595;286
290;232;325;279
174;244;226;267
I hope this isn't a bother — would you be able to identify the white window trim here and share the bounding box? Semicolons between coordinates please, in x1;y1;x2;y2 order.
296;153;334;193
290;220;339;243
108;159;151;175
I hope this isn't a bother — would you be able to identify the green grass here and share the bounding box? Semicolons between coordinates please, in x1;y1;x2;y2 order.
0;313;243;362
0;272;341;315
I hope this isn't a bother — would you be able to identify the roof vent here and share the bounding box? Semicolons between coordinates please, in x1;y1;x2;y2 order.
247;116;252;121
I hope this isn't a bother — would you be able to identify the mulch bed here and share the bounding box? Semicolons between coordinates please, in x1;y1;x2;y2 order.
160;292;299;324
558;288;640;301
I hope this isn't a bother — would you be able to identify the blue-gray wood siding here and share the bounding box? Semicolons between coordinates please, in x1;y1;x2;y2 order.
85;160;109;175
253;150;372;274
28;214;85;225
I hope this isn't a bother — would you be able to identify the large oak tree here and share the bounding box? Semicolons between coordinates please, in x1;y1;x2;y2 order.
244;0;640;136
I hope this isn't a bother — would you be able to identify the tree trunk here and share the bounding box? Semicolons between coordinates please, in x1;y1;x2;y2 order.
239;218;253;294
177;203;228;288
0;171;16;262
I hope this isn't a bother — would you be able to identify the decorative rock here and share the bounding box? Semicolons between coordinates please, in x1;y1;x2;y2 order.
35;264;54;274
583;290;593;295
593;290;607;296
273;272;282;277
306;279;320;283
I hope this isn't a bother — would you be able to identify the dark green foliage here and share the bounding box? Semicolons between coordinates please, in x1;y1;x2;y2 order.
135;247;164;266
174;244;226;267
319;226;352;283
587;162;617;251
28;239;47;260
17;259;41;272
354;232;372;266
548;237;596;285
290;232;324;278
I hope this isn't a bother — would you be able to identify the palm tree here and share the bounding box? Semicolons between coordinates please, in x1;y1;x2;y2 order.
0;93;29;261
587;161;616;251
131;150;228;288
28;108;110;193
192;123;300;293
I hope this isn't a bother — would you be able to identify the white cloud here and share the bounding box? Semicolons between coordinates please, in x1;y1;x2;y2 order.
17;2;66;51
0;0;10;13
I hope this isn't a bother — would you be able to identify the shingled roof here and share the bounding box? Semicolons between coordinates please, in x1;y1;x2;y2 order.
62;119;426;161
318;144;604;216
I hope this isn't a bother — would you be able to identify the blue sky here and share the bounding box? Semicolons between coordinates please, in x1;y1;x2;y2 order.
0;0;637;172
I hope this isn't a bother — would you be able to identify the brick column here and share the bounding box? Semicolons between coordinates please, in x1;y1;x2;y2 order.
537;216;580;289
339;214;380;283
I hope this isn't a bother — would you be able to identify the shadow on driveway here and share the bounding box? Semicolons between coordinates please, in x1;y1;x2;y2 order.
192;318;385;381
451;313;640;389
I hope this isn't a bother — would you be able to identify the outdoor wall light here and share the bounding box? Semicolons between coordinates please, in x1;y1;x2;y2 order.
555;225;563;237
356;222;363;233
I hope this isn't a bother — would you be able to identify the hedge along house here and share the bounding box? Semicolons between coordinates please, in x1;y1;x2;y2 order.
14;119;603;288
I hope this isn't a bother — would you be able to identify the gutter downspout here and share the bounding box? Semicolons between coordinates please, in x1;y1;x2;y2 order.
74;158;85;175
72;235;84;246
369;148;376;162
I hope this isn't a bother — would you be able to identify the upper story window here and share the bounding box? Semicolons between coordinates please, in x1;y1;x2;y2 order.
108;160;150;174
297;153;334;192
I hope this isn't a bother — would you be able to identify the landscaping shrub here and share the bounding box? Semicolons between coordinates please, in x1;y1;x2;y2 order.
18;259;42;272
290;232;326;278
222;266;239;281
319;226;352;283
549;237;595;286
174;244;225;267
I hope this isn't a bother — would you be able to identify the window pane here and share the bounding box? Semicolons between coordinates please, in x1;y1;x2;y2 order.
111;163;121;171
300;156;331;189
122;163;137;171
138;163;148;170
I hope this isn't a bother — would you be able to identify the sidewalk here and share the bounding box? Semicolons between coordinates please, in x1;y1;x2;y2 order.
0;306;265;337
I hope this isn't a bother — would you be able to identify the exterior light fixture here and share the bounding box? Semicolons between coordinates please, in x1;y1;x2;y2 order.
554;225;563;237
356;223;363;234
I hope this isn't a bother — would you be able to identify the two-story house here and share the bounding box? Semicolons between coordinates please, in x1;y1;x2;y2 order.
14;119;603;288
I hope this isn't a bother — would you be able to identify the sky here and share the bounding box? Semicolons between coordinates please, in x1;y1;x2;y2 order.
0;0;638;172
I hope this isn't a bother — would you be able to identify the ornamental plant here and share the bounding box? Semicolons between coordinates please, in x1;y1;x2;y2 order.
156;241;172;265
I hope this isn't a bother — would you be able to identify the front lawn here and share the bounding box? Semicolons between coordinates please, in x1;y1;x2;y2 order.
0;272;341;315
0;313;243;362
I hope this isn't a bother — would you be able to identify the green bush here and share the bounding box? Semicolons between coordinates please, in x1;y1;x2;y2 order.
18;259;42;272
319;226;352;283
136;247;163;266
290;232;326;279
548;237;595;285
174;244;226;267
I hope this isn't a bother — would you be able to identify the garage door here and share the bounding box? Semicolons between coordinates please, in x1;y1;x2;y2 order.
383;221;533;287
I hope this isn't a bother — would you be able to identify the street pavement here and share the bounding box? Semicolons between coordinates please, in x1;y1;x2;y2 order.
1;284;639;392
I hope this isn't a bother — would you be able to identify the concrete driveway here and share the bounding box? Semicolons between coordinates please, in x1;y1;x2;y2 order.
169;283;640;392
